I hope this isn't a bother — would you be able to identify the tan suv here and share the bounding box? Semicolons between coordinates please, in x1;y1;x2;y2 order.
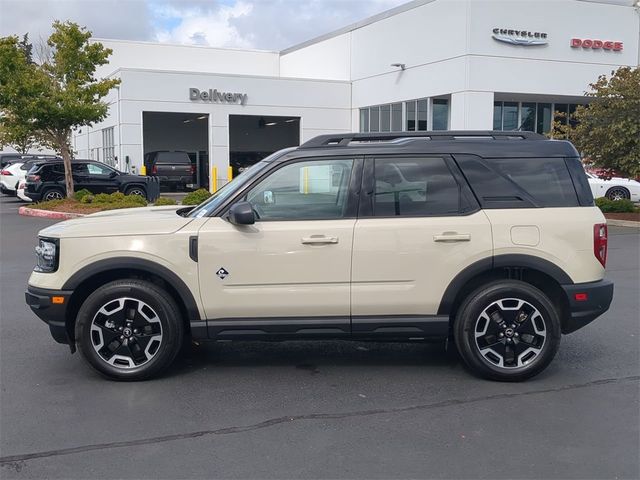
25;131;614;381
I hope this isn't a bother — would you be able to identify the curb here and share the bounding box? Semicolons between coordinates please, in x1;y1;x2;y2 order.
606;218;640;228
19;206;86;220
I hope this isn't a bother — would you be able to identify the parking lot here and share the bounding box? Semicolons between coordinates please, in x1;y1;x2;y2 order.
0;194;638;479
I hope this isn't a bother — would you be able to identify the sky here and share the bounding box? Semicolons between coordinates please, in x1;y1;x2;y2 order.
0;0;410;51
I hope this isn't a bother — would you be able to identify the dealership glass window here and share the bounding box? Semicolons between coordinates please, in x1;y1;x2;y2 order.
536;103;552;134
416;99;428;131
406;100;416;131
493;102;503;130
554;103;569;125
370;106;380;132
502;102;519;131
520;103;536;132
432;99;449;131
380;104;391;132
360;108;369;132
391;103;402;132
245;158;354;220
102;127;115;167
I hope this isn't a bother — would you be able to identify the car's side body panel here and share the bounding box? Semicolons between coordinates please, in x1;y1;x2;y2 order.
351;212;493;316
483;206;606;284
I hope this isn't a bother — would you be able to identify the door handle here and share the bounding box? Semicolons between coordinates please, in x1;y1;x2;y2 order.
433;232;471;242
301;235;339;245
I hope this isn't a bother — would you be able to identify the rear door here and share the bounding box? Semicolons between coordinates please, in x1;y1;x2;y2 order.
350;155;493;336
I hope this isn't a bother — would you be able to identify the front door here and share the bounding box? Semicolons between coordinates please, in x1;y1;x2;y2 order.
350;155;493;336
197;157;360;337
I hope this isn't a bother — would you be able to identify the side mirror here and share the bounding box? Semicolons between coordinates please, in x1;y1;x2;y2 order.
228;201;255;225
109;171;118;178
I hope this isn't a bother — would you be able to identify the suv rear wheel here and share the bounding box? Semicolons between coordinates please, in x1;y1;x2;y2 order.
42;188;65;201
76;279;184;380
124;186;146;197
453;280;561;381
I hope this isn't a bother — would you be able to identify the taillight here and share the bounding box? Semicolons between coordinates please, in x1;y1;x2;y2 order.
27;174;41;182
190;164;196;175
1;169;13;176
152;165;157;175
594;223;608;268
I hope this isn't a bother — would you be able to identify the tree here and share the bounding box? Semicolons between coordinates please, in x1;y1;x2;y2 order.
0;22;119;197
0;113;41;154
550;67;640;178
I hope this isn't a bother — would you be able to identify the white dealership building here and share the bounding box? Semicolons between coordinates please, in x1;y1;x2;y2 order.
73;0;639;190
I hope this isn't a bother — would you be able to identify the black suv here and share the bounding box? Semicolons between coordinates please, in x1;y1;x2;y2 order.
144;151;195;190
26;160;150;201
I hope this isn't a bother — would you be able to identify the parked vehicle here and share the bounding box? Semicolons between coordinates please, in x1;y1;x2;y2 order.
144;151;196;190
26;131;613;382
1;156;60;196
25;160;150;201
586;171;640;202
17;181;30;202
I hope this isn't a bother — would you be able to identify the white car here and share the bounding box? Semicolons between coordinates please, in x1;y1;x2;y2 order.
17;181;31;202
586;172;640;202
0;161;24;195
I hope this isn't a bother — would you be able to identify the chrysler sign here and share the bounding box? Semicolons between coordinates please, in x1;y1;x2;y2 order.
189;88;248;105
492;28;548;46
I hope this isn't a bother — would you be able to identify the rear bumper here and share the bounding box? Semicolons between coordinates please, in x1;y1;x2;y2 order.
25;286;73;345
561;279;614;334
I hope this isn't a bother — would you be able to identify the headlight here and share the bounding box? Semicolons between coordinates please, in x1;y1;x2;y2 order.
34;238;58;273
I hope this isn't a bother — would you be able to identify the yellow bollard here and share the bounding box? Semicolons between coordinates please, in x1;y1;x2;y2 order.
140;165;146;176
227;166;233;183
211;167;218;192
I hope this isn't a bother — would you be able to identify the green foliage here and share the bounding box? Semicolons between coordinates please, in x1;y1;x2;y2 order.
551;67;640;179
79;191;146;206
154;197;177;206
73;188;92;201
80;194;94;204
595;197;638;213
0;22;121;197
182;188;212;205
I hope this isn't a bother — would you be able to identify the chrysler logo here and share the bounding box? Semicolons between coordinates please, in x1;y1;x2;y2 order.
492;28;548;46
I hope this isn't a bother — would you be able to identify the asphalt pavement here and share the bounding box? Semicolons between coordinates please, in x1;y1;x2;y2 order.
1;195;638;479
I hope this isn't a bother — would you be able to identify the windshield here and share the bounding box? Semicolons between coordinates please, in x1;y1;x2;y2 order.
188;161;269;218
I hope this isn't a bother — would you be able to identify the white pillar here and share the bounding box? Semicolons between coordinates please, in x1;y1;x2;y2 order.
450;91;495;130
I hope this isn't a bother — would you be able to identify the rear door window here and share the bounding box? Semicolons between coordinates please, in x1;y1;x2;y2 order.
371;157;463;216
156;152;190;164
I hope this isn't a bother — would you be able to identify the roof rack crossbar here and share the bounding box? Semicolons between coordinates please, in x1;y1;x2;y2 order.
299;131;545;149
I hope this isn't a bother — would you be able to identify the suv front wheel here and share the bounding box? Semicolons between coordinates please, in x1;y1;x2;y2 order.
76;279;184;380
454;280;561;382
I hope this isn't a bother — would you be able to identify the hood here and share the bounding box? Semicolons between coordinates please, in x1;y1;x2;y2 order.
39;206;195;239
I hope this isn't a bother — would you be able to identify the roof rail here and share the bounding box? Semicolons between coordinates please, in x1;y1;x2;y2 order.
299;131;545;149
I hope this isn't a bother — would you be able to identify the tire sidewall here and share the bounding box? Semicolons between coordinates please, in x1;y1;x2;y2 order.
43;188;64;201
454;280;561;381
125;186;146;197
76;280;183;380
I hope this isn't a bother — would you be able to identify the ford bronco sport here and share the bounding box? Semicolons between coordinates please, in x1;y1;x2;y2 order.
26;131;614;381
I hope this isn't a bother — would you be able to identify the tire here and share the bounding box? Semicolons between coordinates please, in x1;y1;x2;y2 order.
605;187;630;201
42;188;65;201
453;280;561;382
125;185;146;198
76;279;184;381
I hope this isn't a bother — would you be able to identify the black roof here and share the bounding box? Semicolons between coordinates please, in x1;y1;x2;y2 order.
296;131;579;158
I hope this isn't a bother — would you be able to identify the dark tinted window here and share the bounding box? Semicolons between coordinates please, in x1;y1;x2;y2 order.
373;157;460;216
156;152;190;164
456;156;578;208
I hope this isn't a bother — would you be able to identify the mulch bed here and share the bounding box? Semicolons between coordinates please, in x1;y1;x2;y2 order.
604;212;640;223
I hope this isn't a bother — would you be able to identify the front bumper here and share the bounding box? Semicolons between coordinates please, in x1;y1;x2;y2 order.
25;286;73;345
561;279;614;334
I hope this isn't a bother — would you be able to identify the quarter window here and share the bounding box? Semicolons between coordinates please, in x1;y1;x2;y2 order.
372;157;461;216
245;159;354;220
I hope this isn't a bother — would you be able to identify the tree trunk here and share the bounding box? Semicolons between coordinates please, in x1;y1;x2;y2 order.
60;134;74;198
